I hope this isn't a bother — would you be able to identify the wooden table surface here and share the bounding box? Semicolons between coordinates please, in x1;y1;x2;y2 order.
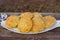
0;13;60;40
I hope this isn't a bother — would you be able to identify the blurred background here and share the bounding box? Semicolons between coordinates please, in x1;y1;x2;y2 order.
0;0;60;12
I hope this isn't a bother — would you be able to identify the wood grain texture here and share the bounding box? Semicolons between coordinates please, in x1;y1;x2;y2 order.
0;13;60;40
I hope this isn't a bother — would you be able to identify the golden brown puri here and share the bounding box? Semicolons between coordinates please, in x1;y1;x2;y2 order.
18;13;32;32
5;12;56;33
5;15;19;28
20;12;32;19
43;16;56;28
31;13;45;32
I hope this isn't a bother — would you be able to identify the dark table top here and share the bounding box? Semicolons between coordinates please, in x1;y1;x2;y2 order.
0;13;60;40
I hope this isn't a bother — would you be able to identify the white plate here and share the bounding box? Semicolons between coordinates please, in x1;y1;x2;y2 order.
1;20;60;34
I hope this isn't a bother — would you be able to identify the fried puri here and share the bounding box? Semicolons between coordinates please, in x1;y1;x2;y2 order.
18;12;32;32
5;12;56;33
20;12;32;19
31;13;45;32
43;16;56;28
5;15;19;28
